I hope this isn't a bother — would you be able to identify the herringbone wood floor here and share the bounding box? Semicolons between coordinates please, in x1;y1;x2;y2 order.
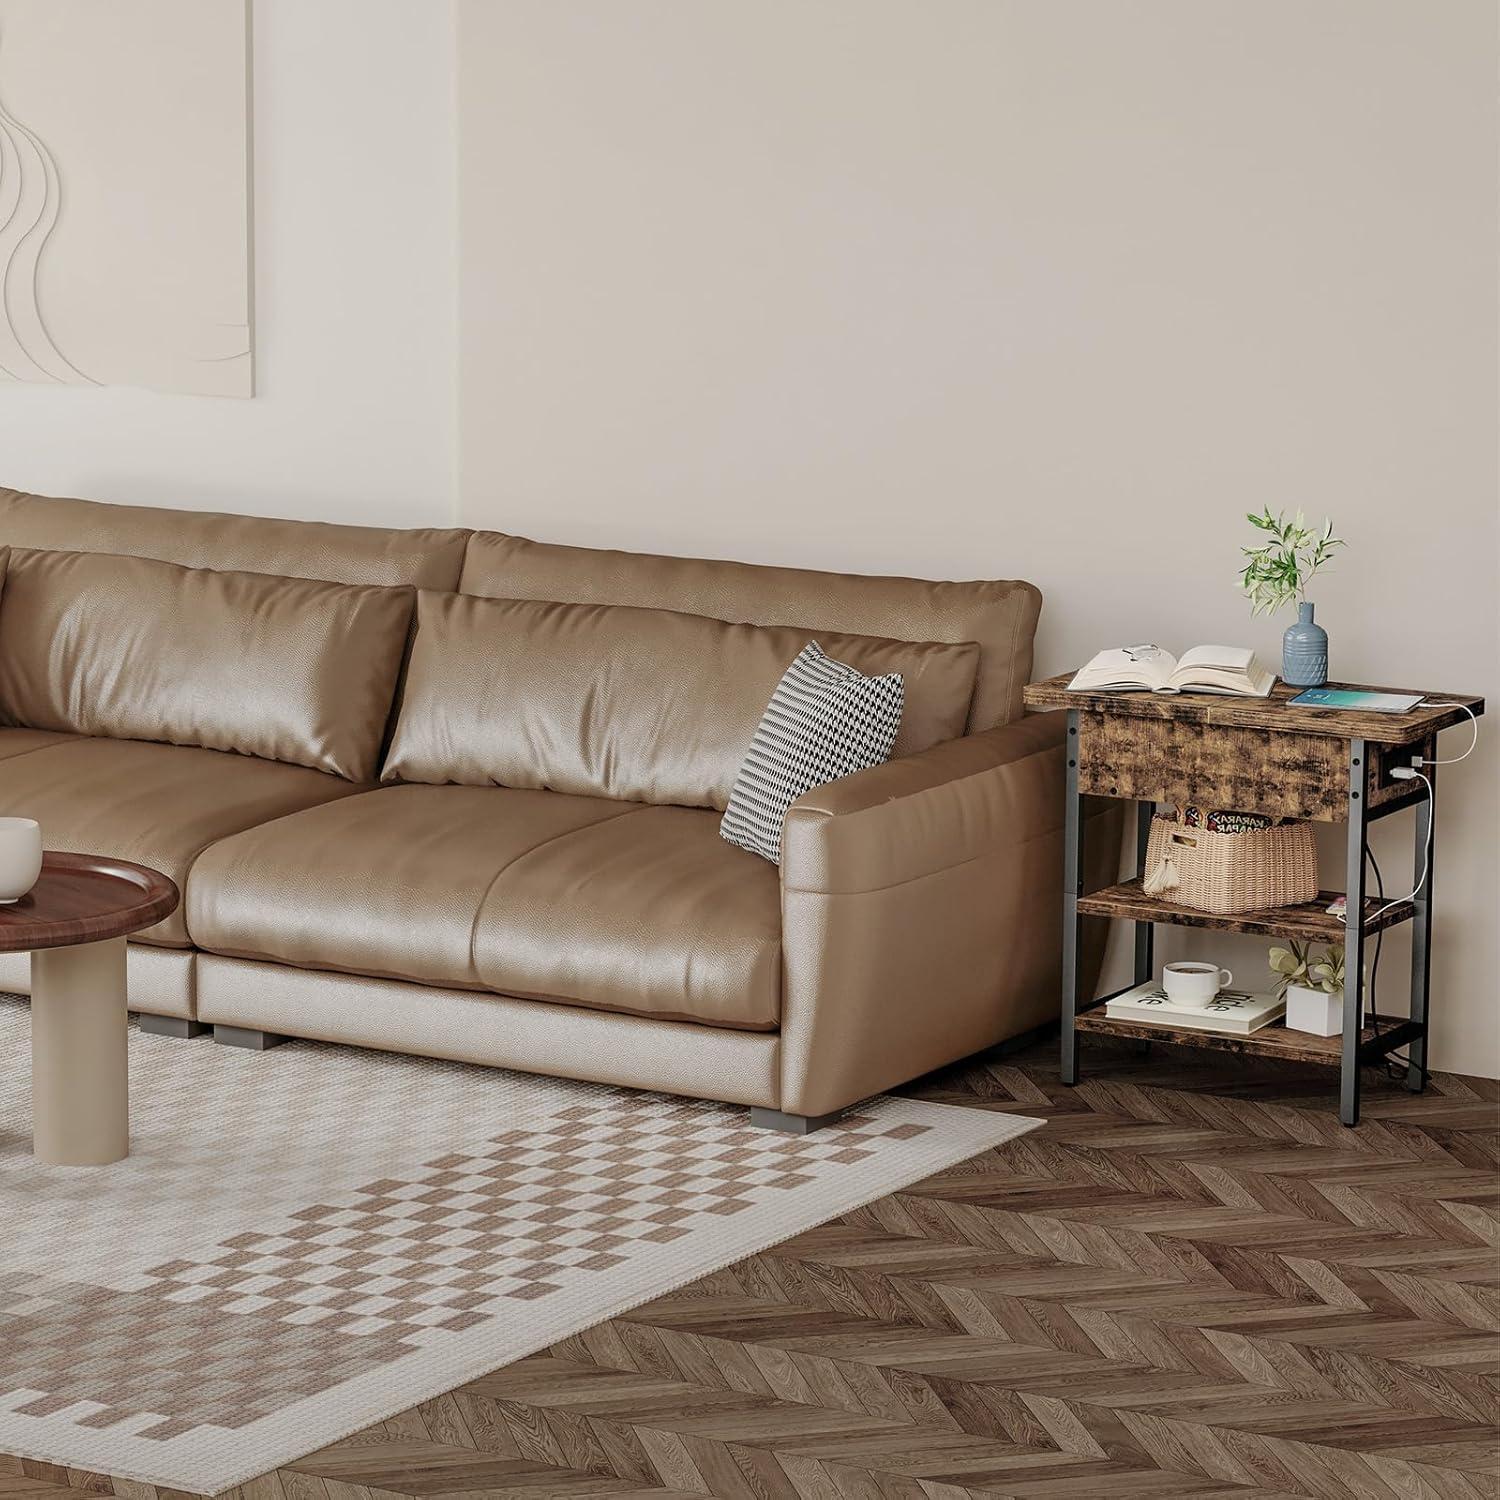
7;1035;1499;1500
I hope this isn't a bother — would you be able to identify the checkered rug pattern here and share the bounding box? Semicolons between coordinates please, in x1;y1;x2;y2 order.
0;999;1037;1494
138;1104;930;1330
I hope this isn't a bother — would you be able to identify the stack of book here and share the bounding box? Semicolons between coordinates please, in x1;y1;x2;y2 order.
1105;980;1285;1035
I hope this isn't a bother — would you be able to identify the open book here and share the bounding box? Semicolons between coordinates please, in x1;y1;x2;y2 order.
1068;644;1275;697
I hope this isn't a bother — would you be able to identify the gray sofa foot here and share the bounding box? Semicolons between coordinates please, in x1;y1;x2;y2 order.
213;1025;289;1051
136;1014;211;1039
749;1106;845;1135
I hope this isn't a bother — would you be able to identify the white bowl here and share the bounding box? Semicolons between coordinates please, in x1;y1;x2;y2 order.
0;817;43;903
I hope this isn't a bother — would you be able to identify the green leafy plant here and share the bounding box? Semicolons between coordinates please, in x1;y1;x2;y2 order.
1269;940;1345;998
1239;508;1345;616
1310;947;1346;994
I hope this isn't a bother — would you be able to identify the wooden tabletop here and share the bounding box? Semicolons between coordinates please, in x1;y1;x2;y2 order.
0;852;179;954
1023;675;1485;746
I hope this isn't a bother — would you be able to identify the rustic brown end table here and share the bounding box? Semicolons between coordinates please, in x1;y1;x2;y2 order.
0;852;179;1165
1022;677;1485;1126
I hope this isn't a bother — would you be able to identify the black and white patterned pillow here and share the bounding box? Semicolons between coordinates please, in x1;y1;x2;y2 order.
720;642;904;864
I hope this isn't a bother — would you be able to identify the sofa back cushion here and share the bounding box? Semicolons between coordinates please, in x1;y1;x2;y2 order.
383;591;980;809
459;531;1039;732
0;487;470;590
0;549;414;781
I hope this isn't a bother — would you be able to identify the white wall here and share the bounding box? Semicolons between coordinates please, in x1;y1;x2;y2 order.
0;0;456;528
458;1;1499;1075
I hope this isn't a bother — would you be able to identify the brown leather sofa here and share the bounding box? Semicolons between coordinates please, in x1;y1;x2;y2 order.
0;487;1111;1129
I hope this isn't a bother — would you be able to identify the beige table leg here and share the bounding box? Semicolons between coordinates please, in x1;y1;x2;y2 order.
30;937;129;1165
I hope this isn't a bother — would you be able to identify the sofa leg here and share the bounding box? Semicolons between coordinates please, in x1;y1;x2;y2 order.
136;1014;210;1040
749;1106;845;1135
213;1025;289;1051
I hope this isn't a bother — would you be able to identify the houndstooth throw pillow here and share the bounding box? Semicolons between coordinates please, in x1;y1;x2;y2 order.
720;642;904;864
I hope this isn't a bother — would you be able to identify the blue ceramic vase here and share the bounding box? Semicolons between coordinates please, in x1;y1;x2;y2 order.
1282;601;1328;686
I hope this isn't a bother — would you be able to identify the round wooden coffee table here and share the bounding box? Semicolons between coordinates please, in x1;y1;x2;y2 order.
0;852;178;1165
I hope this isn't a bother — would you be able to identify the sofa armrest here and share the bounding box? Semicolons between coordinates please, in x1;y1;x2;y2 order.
776;711;1116;1117
780;710;1069;895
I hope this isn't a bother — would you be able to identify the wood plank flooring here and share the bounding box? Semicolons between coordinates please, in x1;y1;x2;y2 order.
7;1035;1498;1499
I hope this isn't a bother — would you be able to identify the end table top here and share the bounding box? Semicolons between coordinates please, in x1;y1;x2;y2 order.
0;852;179;954
1023;675;1484;746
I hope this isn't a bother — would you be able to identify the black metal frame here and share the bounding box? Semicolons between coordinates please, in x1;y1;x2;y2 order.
1341;739;1368;1124
1059;712;1082;1086
1406;756;1436;1093
1058;711;1438;1125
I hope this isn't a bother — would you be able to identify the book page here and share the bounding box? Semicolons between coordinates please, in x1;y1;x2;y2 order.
1177;644;1254;671
1070;645;1175;689
1169;665;1274;697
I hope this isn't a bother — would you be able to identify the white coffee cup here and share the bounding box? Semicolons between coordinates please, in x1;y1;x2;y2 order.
0;818;42;903
1161;961;1232;1009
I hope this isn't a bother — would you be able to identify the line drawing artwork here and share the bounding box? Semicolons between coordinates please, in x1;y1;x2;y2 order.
0;34;97;385
0;6;250;397
193;321;252;364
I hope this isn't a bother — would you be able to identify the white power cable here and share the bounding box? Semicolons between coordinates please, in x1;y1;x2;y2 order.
1336;701;1479;924
1367;768;1434;920
1413;699;1480;765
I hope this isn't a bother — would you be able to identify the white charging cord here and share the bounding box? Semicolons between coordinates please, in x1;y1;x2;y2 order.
1368;768;1435;919
1410;699;1480;766
1338;701;1479;923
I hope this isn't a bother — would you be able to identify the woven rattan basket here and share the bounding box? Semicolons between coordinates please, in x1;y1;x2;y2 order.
1142;812;1318;915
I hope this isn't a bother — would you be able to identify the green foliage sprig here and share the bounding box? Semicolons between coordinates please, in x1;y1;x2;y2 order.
1239;508;1345;617
1269;940;1346;998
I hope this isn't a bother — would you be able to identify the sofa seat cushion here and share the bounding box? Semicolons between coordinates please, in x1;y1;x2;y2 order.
0;736;365;945
0;727;72;764
187;784;632;989
187;786;782;1030
472;803;782;1030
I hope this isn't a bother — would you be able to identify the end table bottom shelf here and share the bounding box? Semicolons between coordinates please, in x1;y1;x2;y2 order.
1074;1009;1422;1068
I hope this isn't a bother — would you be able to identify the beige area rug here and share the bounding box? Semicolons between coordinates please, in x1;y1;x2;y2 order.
0;995;1039;1494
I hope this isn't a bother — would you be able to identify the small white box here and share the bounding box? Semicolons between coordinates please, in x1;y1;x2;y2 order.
1285;983;1342;1037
